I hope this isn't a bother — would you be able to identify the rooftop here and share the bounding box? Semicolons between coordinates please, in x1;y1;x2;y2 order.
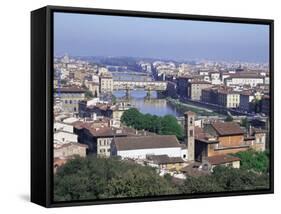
206;155;240;165
210;121;244;136
147;155;184;164
114;135;181;151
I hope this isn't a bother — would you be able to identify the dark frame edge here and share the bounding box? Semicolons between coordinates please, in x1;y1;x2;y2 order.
31;6;52;208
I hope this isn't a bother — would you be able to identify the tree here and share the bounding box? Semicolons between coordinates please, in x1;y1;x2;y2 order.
54;157;178;201
225;115;233;122
112;95;117;104
181;166;269;194
181;175;223;194
121;108;142;128
234;150;269;173
212;166;269;191
85;90;94;99
161;115;184;140
121;109;184;140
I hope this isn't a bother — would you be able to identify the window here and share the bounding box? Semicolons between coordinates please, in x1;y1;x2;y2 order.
190;117;193;125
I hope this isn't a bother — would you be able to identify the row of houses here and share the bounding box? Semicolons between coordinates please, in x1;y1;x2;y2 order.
53;109;267;176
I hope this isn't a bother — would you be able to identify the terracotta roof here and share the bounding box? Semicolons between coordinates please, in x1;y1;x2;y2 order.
207;155;240;165
211;121;244;136
180;163;210;176
114;135;180;151
195;126;218;144
147;155;184;164
89;127;128;137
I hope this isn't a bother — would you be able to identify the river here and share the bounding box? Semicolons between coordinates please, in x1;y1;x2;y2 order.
113;90;181;117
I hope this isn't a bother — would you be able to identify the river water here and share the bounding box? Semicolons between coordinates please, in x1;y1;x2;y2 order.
112;72;182;116
113;90;180;117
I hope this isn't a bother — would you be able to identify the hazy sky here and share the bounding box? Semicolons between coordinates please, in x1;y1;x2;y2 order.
54;12;270;62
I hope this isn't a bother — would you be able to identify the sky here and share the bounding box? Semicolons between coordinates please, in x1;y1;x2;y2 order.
54;12;270;62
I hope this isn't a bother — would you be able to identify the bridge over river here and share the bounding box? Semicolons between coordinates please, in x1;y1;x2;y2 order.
113;80;167;97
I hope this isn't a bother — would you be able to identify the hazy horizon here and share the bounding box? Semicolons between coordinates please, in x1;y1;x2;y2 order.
54;12;270;63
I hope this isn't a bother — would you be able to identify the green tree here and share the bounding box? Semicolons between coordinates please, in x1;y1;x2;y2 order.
112;95;117;104
85;90;94;99
225;115;233;122
121;109;184;140
161;115;184;140
54;157;178;201
181;175;223;194
212;166;269;191
234;150;269;173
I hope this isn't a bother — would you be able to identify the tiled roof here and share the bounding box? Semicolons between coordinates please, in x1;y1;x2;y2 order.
114;135;180;151
211;121;244;136
195;126;218;144
207;155;240;165
147;155;184;164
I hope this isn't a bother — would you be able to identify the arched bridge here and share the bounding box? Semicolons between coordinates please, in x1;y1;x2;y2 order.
113;80;167;91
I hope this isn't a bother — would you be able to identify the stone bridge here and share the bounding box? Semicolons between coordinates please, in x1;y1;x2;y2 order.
113;80;167;91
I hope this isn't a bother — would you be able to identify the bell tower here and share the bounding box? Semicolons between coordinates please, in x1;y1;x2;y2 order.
184;111;195;161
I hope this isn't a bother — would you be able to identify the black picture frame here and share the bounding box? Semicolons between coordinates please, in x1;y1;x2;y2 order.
31;5;274;208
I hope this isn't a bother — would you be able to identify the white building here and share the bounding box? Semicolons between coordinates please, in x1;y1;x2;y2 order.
210;72;221;85
54;121;74;133
54;130;78;144
111;135;187;160
224;74;264;87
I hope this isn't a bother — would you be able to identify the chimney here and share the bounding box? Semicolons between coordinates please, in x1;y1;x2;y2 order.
184;111;195;162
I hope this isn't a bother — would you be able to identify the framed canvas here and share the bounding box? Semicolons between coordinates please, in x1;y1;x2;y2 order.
31;5;274;207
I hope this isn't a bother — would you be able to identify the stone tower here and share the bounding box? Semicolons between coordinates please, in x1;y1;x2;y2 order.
184;111;195;161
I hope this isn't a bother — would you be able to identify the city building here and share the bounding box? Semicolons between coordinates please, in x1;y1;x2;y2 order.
209;71;221;85
85;81;100;97
54;87;85;112
239;91;255;112
177;76;192;98
54;142;88;159
224;73;264;87
145;155;185;172
187;81;212;101
217;89;240;108
99;72;113;94
78;126;128;157
166;81;178;98
111;135;187;160
205;155;241;169
54;130;78;144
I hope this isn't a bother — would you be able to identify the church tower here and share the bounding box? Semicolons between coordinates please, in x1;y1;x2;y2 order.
184;111;195;161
